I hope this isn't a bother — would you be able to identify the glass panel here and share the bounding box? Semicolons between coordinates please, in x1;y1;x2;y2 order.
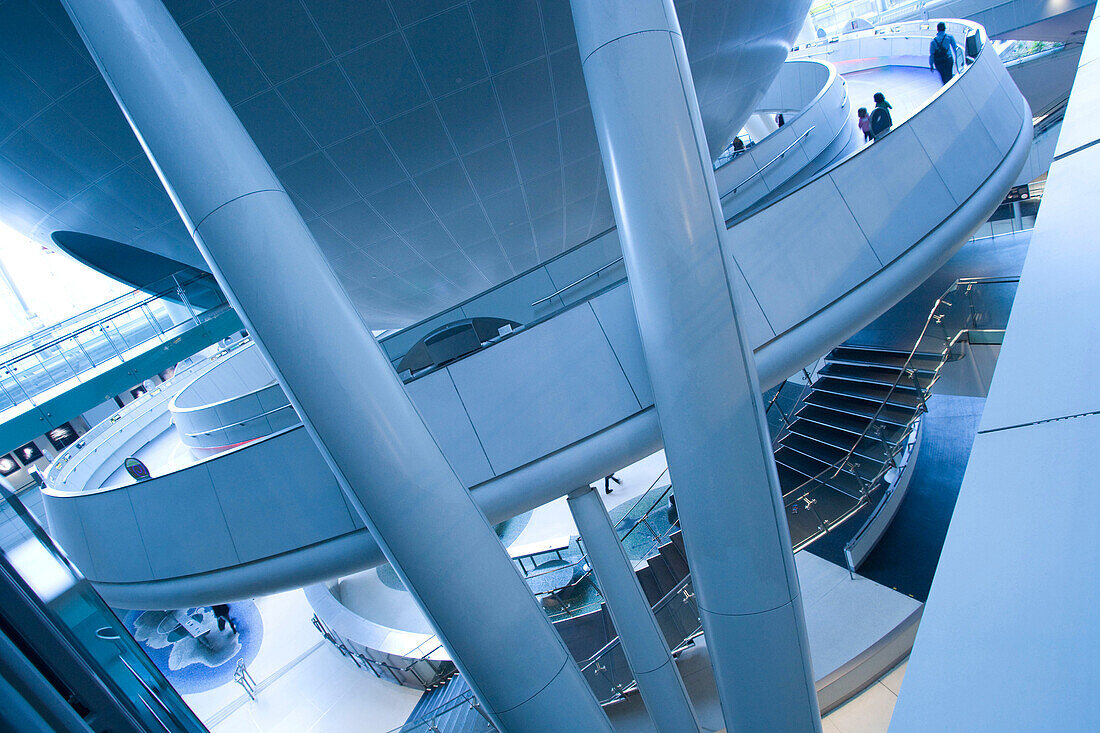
0;484;207;732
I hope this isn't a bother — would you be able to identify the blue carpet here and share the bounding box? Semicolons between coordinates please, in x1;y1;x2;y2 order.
122;602;262;694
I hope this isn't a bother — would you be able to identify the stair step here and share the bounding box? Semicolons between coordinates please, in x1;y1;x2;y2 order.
774;447;866;498
777;462;812;494
793;404;908;442
646;552;677;594
818;361;936;388
828;345;941;371
636;564;663;605
669;529;686;558
779;434;886;481
804;391;916;426
658;541;690;579
784;419;894;463
813;377;925;409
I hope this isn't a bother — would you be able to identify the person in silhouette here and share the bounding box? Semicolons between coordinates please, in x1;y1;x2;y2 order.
211;604;237;634
604;474;622;494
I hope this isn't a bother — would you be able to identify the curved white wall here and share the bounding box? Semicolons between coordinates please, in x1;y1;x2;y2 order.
42;21;1032;608
169;342;295;449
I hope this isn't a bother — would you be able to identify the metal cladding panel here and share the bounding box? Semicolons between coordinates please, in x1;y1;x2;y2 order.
829;124;957;266
907;85;1002;205
729;175;881;336
41;490;93;578
587;285;654;408
448;303;642;474
126;466;239;578
206;427;356;564
71;486;153;582
406;370;494;488
458;267;557;325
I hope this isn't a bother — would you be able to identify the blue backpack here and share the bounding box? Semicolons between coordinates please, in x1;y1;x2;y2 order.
870;106;892;138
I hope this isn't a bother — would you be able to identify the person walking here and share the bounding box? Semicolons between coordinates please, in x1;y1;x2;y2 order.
603;474;622;495
929;22;959;85
857;107;872;142
869;92;893;140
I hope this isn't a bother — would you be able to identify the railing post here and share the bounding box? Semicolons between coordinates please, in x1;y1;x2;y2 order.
170;273;200;327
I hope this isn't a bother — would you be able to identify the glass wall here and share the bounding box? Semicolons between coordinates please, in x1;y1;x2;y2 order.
0;478;207;732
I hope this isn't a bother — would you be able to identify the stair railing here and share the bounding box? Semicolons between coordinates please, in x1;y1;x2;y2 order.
310;613;454;689
576;573;704;705
518;467;674;616
775;276;1019;543
387;689;497;733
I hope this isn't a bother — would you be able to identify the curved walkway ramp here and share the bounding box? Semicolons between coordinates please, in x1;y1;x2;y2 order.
43;21;1031;609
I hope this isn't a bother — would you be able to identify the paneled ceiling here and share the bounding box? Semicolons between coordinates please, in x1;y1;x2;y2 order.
0;0;810;326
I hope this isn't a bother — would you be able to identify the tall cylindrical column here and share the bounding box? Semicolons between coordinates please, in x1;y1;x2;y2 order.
569;2;822;731
59;1;612;730
566;486;700;733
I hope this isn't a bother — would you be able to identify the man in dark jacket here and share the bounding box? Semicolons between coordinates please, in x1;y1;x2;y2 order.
929;22;960;84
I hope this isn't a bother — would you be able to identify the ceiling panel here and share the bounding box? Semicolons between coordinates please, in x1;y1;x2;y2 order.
327;128;406;197
379;105;454;175
342;33;429;122
278;63;372;146
221;0;329;83
303;0;395;54
404;6;488;97
0;0;811;327
414;160;478;216
235;91;317;169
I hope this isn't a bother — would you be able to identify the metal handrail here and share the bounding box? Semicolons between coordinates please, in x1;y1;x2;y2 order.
775;276;1019;511
181;403;297;438
520;467;671;591
530;257;625;307
0;270;215;371
386;689;493;733
724;125;815;196
0;274;185;360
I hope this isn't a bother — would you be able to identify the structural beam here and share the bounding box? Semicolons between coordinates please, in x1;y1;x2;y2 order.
58;1;612;730
568;1;822;730
566;486;700;733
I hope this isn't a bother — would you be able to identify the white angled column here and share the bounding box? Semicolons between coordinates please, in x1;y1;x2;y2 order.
567;486;700;733
568;1;822;731
58;1;612;730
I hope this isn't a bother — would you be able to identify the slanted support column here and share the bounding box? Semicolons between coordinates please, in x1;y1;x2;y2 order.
566;486;700;733
568;2;822;731
59;1;612;730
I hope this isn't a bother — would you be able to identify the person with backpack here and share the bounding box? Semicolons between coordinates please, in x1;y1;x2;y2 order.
869;93;893;140
929;22;959;84
857;107;872;142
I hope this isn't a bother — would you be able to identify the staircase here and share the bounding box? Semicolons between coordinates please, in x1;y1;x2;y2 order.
772;344;942;550
387;276;1019;731
398;675;494;733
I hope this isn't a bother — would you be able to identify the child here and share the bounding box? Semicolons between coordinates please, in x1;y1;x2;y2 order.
857;107;872;142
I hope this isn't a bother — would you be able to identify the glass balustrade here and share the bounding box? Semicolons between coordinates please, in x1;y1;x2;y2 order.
0;270;227;415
